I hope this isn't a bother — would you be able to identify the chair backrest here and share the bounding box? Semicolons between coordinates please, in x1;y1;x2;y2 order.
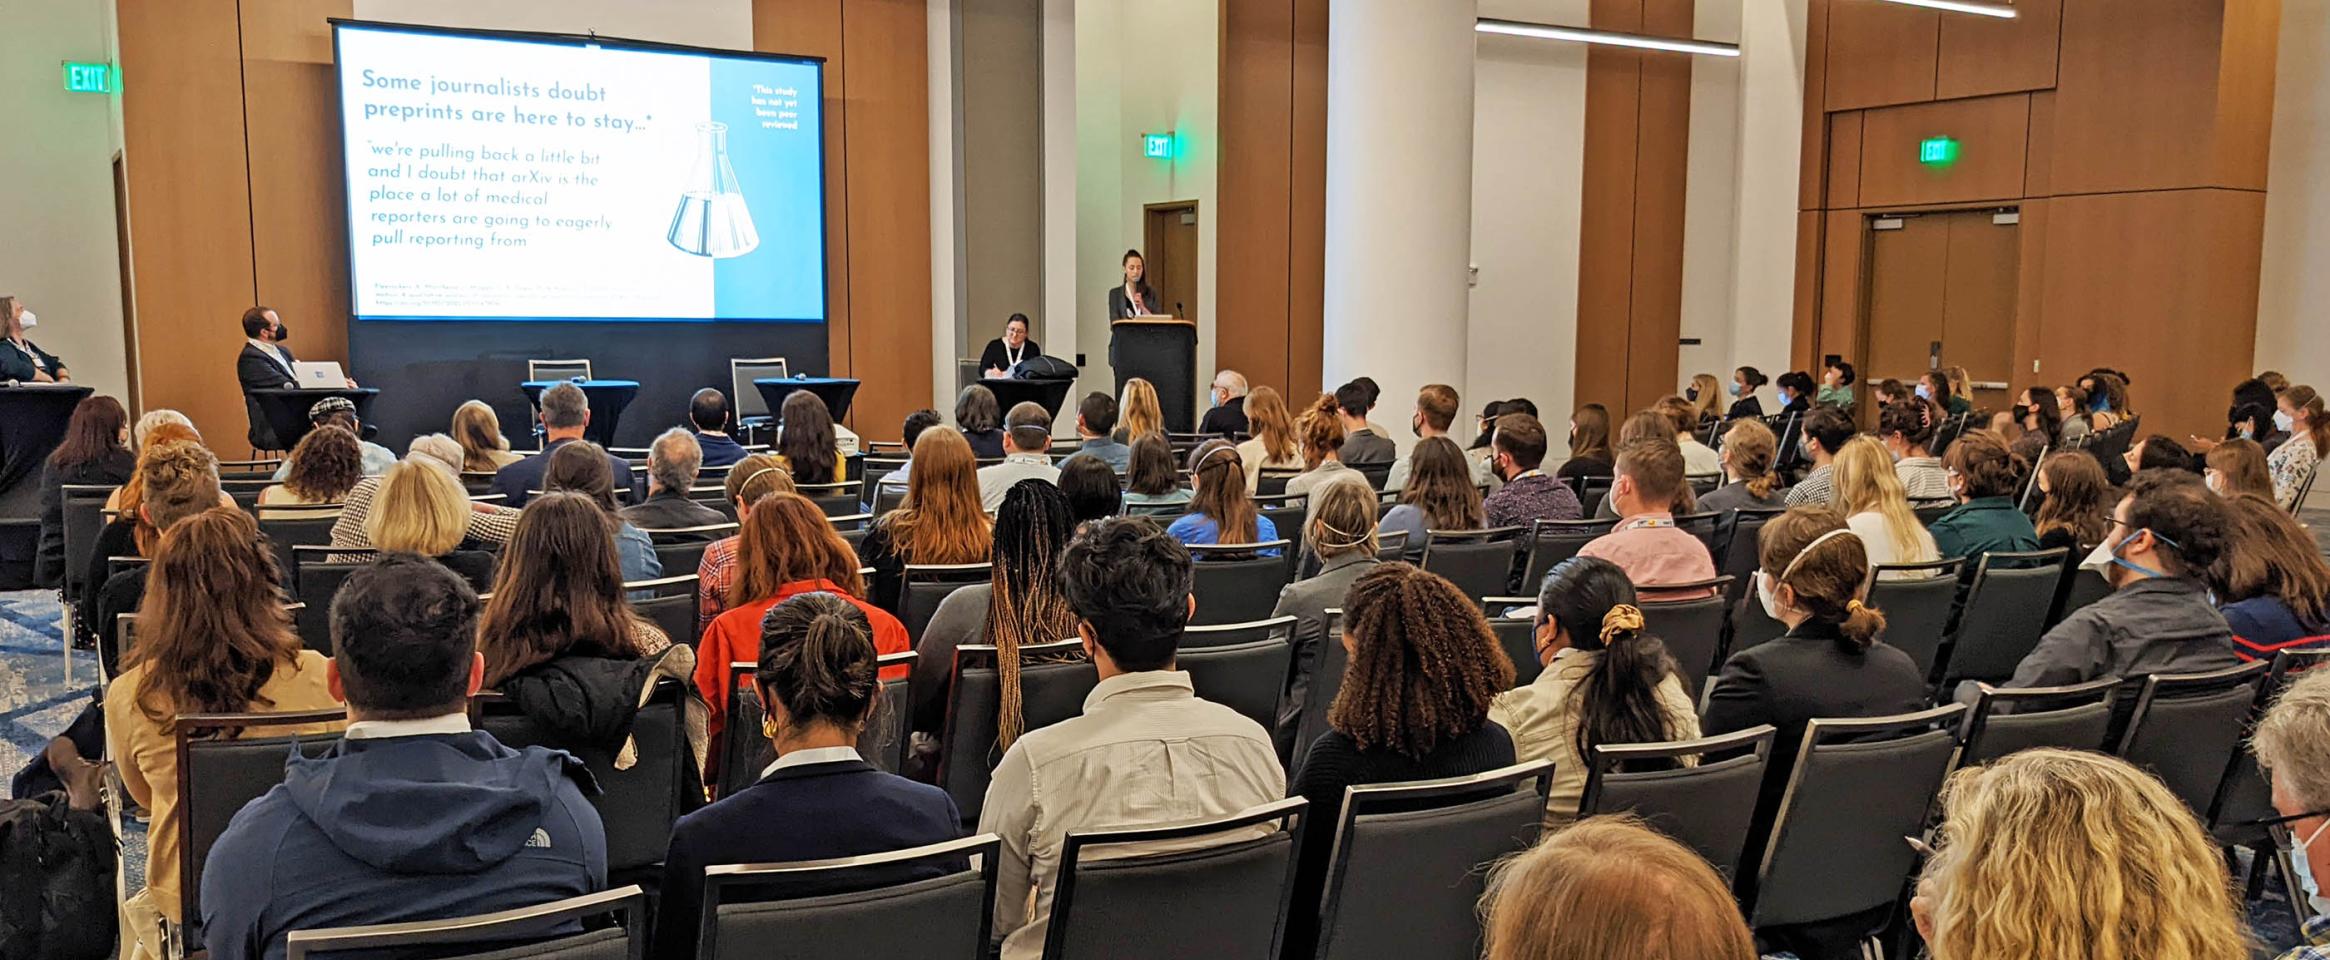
721;651;916;797
58;484;116;596
1044;798;1307;960
1939;548;2070;685
700;836;997;960
528;359;593;382
2050;566;2113;627
901;563;993;643
177;708;348;925
1188;544;1295;626
1254;498;1308;557
1418;528;1524;604
2115;662;2272;817
1714;507;1785;587
286;886;649;960
258;513;343;584
1863;558;1964;680
730;357;789;420
1573;475;1615;517
1482;598;1541;686
293;558;370;654
1749;704;1966;929
622;573;699;599
1519;518;1616;596
1313;763;1556;960
1956;677;2123;769
1579;726;1777;880
634;591;700;649
647;536;724;582
1638;580;1734;697
1292;610;1351;776
1351;461;1392;490
1176;636;1292;735
796;482;861;517
1686;473;1723;497
938;641;1097;824
1911;502;1955;527
1180;615;1296;649
477;681;694;874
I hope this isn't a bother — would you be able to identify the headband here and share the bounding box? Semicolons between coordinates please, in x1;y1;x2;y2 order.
735;465;781;494
1778;527;1859;583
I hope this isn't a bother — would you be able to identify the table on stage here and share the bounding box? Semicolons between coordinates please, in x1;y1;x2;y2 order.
754;377;860;424
0;384;94;518
980;378;1077;422
521;380;640;448
249;387;383;452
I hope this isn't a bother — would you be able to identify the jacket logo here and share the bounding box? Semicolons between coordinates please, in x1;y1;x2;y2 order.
525;828;553;849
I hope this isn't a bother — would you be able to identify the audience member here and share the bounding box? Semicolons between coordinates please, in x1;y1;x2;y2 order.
1833;436;1941;572
693;453;796;632
1335;380;1396;465
1387;383;1495;491
1554;403;1615;483
1580;439;1717;599
1063;392;1130;471
451;399;522;472
1056;455;1121;525
1168;439;1278;554
1782;407;1856;507
2206;438;2277;501
701;493;908;742
2086;371;2132;430
1200;369;1250;437
688;388;749;468
2001;471;2239;689
542;441;661;584
1491;557;1697;824
106;509;343;949
2270;384;2328;508
1929;430;2039;562
977;401;1060;511
1699;418;1785;513
1774;371;1815;416
1472;399;1512;452
955;384;1006;459
93;440;224;674
490;382;638;508
2251;671;2330;960
2033;450;2113;553
1870;377;1908;408
1121;433;1192;515
34;394;131;586
1116;377;1165;446
258;424;363;515
1912;750;2248;960
627;428;728;530
1878;399;1953;504
130;408;197;453
269;397;395;481
2053;384;2094;445
1687;373;1726;426
2008;386;2061;462
658;591;963;958
979;518;1282;960
2127;433;2198;477
1236;385;1306;491
1480;817;1758;960
776;390;847;485
1921;369;1970;418
2211;493;2330;659
1286;393;1373;522
1818;360;1857;411
1377;437;1482;561
873;408;945;498
199;555;605;960
859;429;990;611
914;481;1083;740
366;459;496;589
1351;376;1395;438
1269;482;1382;757
1658;395;1721;475
1614;408;1673;449
1483;413;1584;529
1726;366;1769;420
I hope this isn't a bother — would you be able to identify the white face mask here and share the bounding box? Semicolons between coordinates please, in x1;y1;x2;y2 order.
2078;538;2117;573
2290;818;2330;917
1915;383;1933;401
15;310;33;329
2277;410;2297;433
1755;570;1789;621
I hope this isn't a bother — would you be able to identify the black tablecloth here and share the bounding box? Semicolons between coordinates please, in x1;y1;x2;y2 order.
0;384;93;519
249;388;383;451
521;380;640;448
981;378;1077;423
754;377;860;424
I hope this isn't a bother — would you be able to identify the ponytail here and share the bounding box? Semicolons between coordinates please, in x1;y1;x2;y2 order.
1838;598;1886;651
758;593;880;737
1569;602;1688;766
1745;467;1780;500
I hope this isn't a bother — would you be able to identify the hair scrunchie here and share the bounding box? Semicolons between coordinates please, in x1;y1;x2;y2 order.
1599;603;1645;644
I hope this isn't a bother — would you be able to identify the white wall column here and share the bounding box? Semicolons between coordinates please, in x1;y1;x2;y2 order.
1323;0;1476;448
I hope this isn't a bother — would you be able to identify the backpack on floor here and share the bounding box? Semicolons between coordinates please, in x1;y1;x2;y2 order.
0;793;115;960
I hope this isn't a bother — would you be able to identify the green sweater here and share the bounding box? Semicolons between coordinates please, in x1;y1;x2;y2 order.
1929;497;2039;563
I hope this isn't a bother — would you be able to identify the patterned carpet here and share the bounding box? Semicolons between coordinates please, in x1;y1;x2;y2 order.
0;589;93;787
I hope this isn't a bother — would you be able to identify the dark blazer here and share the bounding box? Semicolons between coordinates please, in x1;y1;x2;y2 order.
1108;284;1162;320
624;491;729;533
1199;397;1249;438
34;448;134;587
978;338;1042;376
1340;428;1397;466
238;342;300;449
1724;395;1764;421
488;438;643;508
0;337;64;382
656;758;963;959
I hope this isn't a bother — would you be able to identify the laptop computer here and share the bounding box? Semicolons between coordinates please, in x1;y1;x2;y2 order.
291;361;346;387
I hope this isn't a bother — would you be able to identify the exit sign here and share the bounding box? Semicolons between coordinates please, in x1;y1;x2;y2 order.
61;61;113;94
1141;132;1174;159
1919;135;1960;167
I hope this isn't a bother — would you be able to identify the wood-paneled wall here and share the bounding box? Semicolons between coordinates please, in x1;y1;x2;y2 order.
1216;0;1327;401
1796;0;2281;440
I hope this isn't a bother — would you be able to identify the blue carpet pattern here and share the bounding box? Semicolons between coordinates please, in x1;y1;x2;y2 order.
0;589;92;787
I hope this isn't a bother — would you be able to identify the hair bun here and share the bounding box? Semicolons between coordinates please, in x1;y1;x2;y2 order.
1599;603;1645;644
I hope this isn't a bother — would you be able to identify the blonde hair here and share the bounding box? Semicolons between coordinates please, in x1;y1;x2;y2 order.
406;434;466;475
1688;373;1724;424
450;400;511;472
1244;386;1300;465
1918;750;2248;960
1482;816;1756;960
1119;378;1164;444
366;459;470;555
1832;435;1928;560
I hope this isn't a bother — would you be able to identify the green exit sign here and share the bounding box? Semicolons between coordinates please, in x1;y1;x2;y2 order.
1142;132;1174;159
62;61;113;94
1919;135;1960;167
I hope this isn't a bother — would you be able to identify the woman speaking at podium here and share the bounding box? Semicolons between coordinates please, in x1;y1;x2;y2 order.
1106;249;1163;390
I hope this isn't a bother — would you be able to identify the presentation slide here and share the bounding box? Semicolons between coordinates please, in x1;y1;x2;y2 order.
333;22;826;323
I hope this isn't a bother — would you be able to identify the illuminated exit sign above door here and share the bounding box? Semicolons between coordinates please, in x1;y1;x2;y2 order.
1919;135;1961;167
62;61;113;94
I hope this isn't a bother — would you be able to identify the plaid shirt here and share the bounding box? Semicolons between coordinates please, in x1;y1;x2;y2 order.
695;535;740;635
2282;916;2330;960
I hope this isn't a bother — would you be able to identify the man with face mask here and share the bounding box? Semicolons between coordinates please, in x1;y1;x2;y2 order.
1997;470;2240;690
1480;413;1582;530
1197;369;1250;437
2249;670;2330;957
1385;383;1496;492
237;306;300;450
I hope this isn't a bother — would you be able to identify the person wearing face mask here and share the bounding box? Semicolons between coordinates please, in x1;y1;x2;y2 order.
1927;431;2039;564
1385;383;1496;492
1724;366;1768;421
1918;370;1971;418
2006;386;2060;462
2249;672;2330;959
1480;413;1583;529
2269;385;2330;509
1773;371;1815;418
1578;438;1718;600
237;306;303;450
1877;399;1954;505
2204;439;2276;501
1197;369;1250;437
2052;384;2093;445
0;295;66;383
1998;471;2240;690
1781;407;1856;508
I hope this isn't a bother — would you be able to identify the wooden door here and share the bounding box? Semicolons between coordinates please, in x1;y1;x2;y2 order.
1858;208;2020;420
1940;211;2020;415
1143;201;1200;325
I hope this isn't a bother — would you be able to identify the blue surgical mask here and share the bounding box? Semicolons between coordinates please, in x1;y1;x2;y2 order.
1915;383;1933;401
1730;381;1744;398
2240;426;2256;441
2291;819;2330;917
2092;394;2110;413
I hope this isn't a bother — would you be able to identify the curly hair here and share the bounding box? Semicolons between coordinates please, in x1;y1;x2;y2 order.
1295;393;1345;466
1329;564;1513;758
1941;429;2024;500
283;424;364;503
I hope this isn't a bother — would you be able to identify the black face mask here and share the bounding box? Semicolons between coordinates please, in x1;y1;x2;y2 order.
1686;386;1700;403
272;322;291;342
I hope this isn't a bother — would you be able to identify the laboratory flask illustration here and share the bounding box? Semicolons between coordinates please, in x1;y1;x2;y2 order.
667;121;761;258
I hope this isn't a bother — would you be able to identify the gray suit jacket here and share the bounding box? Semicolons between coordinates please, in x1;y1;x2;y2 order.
1341;429;1396;466
1269;552;1383;758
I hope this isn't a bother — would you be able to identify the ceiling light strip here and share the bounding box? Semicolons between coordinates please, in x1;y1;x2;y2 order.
1475;19;1742;57
1873;0;2019;19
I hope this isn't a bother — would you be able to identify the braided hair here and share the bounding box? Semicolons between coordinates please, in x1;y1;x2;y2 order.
986;480;1082;747
1331;564;1513;757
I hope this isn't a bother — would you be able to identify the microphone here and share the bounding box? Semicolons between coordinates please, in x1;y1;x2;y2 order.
1176;301;1185;318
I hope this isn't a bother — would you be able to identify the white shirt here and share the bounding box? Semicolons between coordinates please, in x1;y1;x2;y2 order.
759;744;861;780
977;452;1062;511
1846;509;1940;577
247;337;295;381
344;711;471;740
1678;436;1723;477
978;670;1284;960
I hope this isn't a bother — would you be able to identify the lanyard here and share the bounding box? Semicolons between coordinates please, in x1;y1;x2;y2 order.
1005;342;1026;367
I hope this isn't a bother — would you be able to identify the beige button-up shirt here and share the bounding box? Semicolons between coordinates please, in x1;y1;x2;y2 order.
977;669;1285;960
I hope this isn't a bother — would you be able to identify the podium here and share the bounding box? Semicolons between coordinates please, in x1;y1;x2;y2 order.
1111;317;1197;434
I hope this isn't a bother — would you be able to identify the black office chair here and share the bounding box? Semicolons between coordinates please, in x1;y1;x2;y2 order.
1188;542;1295;626
1418;528;1524;605
936;641;1097;825
1673;511;1724;558
1712;507;1785;596
292;550;375;654
1862;559;1963;682
1253;496;1308;558
1042;798;1307;960
1934;548;2071;688
1177;636;1292;736
900;563;992;643
1638;578;1734;697
177;708;348;931
285;886;649;960
796;482;862;518
2114;661;2272;818
634;591;700;649
1580;725;1777;880
1573;476;1615;517
698;836;998;960
1311;763;1554;960
720;651;917;797
1481;598;1541;686
476;681;697;880
1955;677;2123;769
